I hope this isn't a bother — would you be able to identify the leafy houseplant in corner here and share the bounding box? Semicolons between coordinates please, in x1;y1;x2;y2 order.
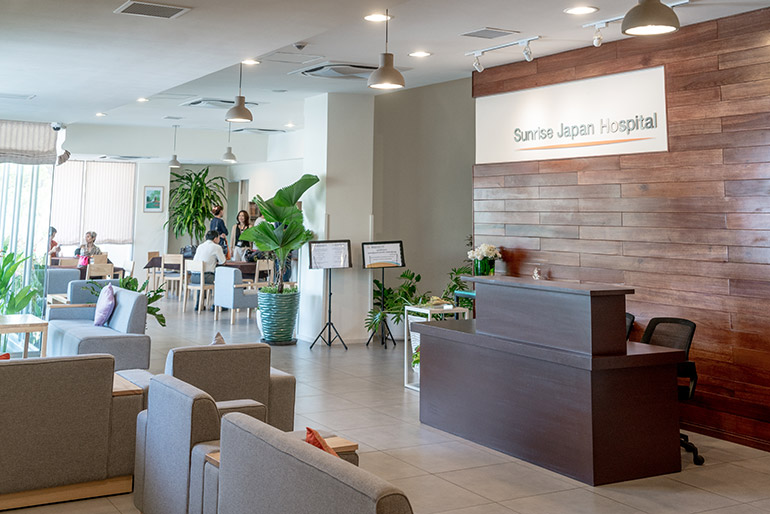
239;174;319;345
166;167;227;254
0;252;38;352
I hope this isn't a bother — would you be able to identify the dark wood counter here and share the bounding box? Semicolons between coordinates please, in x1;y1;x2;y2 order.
414;277;684;486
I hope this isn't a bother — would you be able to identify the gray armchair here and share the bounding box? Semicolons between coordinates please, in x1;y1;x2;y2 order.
44;267;80;295
0;355;141;510
165;343;296;431
133;375;264;514
46;281;151;370
213;267;258;324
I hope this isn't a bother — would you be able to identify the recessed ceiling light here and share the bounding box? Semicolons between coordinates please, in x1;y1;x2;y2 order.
96;112;107;117
564;6;599;15
364;13;391;22
409;51;431;57
137;97;149;102
285;122;295;128
242;59;260;65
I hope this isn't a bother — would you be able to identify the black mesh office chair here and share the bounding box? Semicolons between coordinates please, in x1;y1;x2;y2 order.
625;312;635;341
640;317;704;465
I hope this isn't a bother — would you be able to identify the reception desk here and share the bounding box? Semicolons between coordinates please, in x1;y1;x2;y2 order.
414;276;684;486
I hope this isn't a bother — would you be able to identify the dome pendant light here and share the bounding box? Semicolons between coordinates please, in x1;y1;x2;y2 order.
368;9;405;90
222;123;237;164
226;63;253;122
168;125;181;169
622;0;680;36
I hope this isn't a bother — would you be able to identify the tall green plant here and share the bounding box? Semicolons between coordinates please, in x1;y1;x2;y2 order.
239;174;319;293
166;167;227;246
0;252;38;352
364;269;429;333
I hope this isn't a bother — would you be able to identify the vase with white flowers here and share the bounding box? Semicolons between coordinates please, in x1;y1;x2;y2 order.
468;243;501;276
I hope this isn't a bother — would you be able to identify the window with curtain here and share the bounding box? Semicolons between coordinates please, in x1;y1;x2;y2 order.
50;160;136;247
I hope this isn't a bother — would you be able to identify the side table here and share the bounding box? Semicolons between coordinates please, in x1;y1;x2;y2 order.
404;305;469;392
0;314;49;358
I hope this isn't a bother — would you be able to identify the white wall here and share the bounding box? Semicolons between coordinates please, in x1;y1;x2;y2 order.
134;163;170;277
373;78;475;296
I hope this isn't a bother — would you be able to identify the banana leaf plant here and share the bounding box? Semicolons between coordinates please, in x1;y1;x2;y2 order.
0;252;38;352
238;174;319;293
165;167;227;246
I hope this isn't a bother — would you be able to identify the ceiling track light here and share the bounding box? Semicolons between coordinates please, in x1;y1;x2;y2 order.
472;54;484;73
368;8;405;90
226;62;253;123
222;122;237;164
169;125;181;169
582;0;688;41
465;36;540;66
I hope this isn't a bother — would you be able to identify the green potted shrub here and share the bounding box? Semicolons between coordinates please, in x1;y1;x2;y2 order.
0;252;38;352
166;167;227;251
364;269;429;338
239;174;319;344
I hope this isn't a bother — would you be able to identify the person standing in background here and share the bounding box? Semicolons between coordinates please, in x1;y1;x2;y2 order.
48;226;61;258
230;209;253;262
210;205;229;259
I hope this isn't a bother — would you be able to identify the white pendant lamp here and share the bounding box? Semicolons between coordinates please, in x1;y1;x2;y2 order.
368;9;405;90
222;123;237;163
226;63;253;123
622;0;680;36
168;125;181;168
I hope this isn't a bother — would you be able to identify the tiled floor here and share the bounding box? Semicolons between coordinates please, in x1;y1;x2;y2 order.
10;297;770;513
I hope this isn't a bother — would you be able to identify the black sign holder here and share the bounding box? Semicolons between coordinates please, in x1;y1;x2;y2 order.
309;240;351;350
362;241;405;349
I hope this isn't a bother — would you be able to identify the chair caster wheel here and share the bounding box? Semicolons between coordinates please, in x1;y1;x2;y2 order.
694;455;705;465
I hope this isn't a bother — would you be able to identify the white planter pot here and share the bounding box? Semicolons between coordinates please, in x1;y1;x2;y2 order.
386;313;405;340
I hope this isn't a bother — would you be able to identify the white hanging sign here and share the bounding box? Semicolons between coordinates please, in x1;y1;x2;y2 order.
476;66;668;163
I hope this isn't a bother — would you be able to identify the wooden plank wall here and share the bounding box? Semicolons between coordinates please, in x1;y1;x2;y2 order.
472;8;770;450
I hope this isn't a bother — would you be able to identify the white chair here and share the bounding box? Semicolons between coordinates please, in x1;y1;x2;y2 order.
183;260;214;313
160;254;184;297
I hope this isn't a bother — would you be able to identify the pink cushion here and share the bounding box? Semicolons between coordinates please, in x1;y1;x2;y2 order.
0;353;9;360
94;284;116;326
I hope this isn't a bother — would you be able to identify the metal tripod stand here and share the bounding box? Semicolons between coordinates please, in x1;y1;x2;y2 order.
310;268;347;350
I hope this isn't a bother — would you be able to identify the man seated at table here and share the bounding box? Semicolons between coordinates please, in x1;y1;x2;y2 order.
192;230;226;285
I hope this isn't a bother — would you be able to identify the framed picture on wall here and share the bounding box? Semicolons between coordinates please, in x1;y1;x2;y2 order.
144;186;164;213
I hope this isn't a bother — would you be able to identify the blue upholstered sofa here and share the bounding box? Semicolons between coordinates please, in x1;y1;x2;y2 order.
46;280;151;370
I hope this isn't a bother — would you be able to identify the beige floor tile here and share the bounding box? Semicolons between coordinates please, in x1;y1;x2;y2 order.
359;451;431;480
692;505;770;514
684;432;770;463
107;493;141;514
502;488;645;514
337;421;454;451
293;393;362;414
434;504;517;514
376;401;422;424
438;461;578;502
385;441;510;474
669;462;770;503
301;407;402;431
389;474;490;514
751;499;770;512
592;475;738;514
733;456;770;475
337;387;420;408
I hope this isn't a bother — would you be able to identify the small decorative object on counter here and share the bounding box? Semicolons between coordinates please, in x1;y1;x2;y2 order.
533;265;543;280
468;243;501;277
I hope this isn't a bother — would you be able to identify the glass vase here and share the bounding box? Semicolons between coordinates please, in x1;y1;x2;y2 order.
474;258;495;276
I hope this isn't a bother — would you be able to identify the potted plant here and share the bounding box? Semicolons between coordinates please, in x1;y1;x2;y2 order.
0;252;38;352
239;174;319;345
364;269;429;338
166;167;227;253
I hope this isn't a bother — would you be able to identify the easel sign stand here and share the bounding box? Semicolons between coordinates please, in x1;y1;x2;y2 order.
362;241;405;349
309;240;352;350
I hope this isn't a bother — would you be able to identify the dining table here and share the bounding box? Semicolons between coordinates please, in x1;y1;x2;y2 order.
144;257;261;281
49;260;124;281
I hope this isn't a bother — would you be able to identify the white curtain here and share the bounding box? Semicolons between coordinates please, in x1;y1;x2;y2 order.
0;120;58;165
50;160;136;245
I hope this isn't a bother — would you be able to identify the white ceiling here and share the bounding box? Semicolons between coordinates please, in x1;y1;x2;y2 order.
1;0;767;134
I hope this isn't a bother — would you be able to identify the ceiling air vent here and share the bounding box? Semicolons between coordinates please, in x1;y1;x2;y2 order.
233;128;287;134
0;93;36;101
180;98;259;109
162;115;184;120
114;1;190;19
460;27;519;39
99;155;154;161
290;62;377;80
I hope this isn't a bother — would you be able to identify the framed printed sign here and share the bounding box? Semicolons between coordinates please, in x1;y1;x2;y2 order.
361;241;405;269
309;240;352;269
